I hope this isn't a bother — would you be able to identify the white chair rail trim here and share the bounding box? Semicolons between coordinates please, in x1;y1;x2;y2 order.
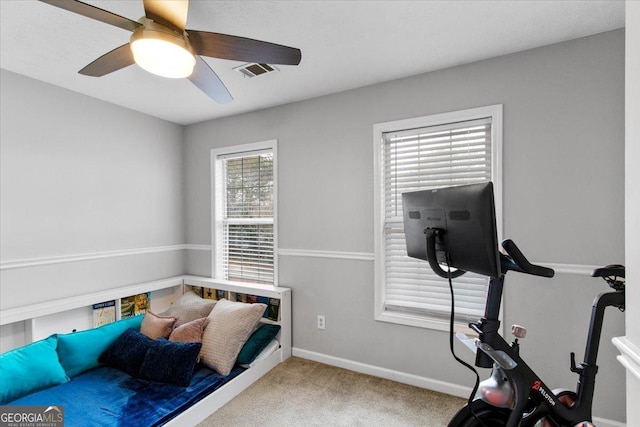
0;244;189;270
278;248;375;261
1;245;598;276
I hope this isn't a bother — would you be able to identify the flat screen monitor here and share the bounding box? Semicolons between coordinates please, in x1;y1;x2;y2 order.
402;182;500;278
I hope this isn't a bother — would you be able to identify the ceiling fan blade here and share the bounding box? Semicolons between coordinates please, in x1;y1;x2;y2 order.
38;0;141;32
187;30;302;66
188;56;233;104
143;0;188;33
79;44;135;77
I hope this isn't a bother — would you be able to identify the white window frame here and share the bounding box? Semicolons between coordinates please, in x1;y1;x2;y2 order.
211;140;278;286
373;105;503;331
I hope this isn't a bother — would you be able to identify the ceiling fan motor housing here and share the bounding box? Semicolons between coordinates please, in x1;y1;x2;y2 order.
130;18;195;78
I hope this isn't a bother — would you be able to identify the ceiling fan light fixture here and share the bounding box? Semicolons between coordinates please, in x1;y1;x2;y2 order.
130;26;195;79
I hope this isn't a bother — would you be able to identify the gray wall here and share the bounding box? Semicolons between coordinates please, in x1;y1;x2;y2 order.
184;30;625;422
0;70;185;311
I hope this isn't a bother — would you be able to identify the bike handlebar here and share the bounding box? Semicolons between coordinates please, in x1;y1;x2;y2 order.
501;239;555;278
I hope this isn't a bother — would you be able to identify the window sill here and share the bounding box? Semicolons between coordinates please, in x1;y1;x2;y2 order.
375;310;478;336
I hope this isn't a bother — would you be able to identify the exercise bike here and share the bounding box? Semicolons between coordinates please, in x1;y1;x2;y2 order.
448;240;625;427
401;182;625;427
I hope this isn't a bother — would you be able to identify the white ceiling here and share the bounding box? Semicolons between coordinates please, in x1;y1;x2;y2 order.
0;0;625;125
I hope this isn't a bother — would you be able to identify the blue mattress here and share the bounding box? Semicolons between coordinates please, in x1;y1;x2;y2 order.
8;365;245;426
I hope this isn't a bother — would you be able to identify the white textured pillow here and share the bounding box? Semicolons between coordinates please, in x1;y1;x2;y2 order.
161;290;216;327
200;299;267;376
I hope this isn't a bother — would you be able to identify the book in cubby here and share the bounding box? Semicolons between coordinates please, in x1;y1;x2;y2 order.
234;292;248;303
121;292;150;319
266;298;281;322
92;300;116;327
201;287;227;300
233;292;280;322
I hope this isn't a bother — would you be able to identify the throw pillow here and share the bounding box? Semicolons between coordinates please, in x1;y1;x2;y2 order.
200;298;266;376
161;290;216;327
140;311;177;340
57;315;144;378
138;339;202;387
169;317;209;343
98;328;154;376
236;323;281;365
0;335;69;404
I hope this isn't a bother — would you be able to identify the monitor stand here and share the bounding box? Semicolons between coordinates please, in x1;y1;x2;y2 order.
424;228;465;279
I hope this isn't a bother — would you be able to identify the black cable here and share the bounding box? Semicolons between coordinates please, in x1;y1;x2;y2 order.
445;253;487;427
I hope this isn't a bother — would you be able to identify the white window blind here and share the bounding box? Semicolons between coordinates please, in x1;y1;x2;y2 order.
220;152;274;284
382;117;493;324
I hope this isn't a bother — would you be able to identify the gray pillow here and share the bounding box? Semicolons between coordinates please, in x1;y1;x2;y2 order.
161;290;216;327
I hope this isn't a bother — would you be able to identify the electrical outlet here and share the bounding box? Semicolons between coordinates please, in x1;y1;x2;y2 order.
317;315;326;330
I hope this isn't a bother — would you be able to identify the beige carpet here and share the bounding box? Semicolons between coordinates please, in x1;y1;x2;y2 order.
198;357;465;426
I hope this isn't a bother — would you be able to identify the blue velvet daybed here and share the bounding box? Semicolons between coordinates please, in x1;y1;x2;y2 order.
0;277;291;427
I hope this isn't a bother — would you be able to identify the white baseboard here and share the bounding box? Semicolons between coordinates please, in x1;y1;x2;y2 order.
292;347;472;398
292;347;626;427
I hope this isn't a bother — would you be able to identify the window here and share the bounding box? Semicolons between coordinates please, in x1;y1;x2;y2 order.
211;140;277;285
374;106;502;331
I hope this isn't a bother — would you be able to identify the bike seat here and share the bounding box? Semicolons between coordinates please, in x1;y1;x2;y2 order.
592;264;625;279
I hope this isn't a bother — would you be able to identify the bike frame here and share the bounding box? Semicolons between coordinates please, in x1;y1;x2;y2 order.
471;275;625;427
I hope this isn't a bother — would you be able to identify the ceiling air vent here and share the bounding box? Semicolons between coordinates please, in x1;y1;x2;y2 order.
234;63;279;78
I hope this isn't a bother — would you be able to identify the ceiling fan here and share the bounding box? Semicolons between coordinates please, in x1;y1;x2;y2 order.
38;0;302;104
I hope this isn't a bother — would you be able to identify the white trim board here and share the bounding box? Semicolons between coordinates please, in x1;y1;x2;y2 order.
0;244;187;270
278;250;597;275
187;246;375;261
278;249;375;261
1;245;599;277
277;250;598;276
292;347;625;427
184;244;213;251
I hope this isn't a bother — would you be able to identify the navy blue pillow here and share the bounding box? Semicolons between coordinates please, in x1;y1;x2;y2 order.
237;324;281;365
138;339;202;387
98;328;154;377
